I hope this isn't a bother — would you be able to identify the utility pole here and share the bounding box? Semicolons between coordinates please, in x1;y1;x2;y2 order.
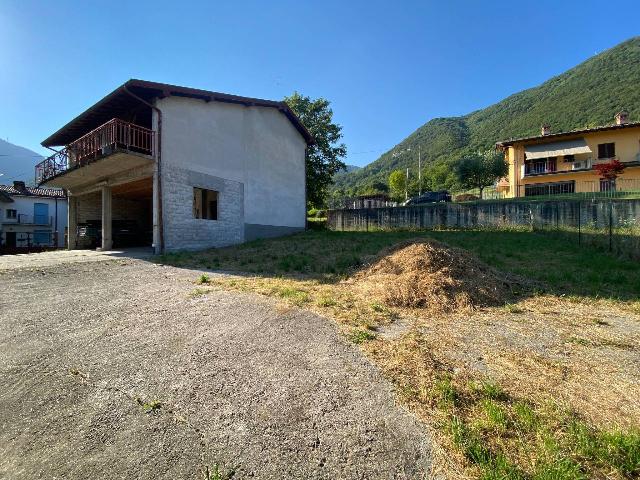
418;145;422;196
405;167;409;201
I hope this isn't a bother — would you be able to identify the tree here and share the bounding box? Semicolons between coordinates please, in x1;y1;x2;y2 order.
455;150;507;198
388;170;407;201
594;159;625;188
423;161;460;192
284;92;347;209
360;180;389;196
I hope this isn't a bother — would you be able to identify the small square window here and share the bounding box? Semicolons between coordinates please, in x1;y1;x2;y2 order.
6;209;17;219
193;188;218;220
597;143;615;159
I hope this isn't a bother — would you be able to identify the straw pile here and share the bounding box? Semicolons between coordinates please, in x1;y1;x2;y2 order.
354;240;519;313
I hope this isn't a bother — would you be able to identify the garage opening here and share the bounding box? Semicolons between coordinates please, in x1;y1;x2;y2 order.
75;177;153;249
111;178;153;248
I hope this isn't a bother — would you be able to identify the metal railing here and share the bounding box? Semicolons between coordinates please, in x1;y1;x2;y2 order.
516;178;640;199
3;214;52;225
0;231;57;249
35;118;155;184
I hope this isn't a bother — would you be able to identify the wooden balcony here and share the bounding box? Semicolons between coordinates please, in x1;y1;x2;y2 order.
36;118;155;186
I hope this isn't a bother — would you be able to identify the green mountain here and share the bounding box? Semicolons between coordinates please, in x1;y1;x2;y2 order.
334;37;640;194
0;138;43;186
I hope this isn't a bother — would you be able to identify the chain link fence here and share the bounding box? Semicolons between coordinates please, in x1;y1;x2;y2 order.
327;198;640;260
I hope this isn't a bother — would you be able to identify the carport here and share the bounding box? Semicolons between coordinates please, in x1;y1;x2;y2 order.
69;174;155;251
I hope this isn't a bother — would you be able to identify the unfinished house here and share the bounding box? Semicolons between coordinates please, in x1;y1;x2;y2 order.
36;79;313;253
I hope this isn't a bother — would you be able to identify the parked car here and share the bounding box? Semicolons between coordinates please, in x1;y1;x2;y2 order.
403;191;451;205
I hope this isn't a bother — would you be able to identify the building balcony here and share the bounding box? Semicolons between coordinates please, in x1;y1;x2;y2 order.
36;118;155;188
519;156;640;179
2;214;52;226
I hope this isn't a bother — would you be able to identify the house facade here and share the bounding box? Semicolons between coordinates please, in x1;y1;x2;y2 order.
0;181;67;250
496;112;640;197
36;80;313;253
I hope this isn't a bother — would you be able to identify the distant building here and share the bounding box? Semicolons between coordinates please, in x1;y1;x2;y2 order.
342;194;394;209
496;112;640;197
0;181;67;250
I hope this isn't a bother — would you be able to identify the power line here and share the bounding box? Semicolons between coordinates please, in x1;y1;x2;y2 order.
347;148;389;155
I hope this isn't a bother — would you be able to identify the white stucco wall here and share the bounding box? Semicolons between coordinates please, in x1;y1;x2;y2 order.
156;96;306;250
0;195;68;247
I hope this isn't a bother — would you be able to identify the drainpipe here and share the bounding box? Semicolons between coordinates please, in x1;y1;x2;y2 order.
54;197;58;247
123;85;164;253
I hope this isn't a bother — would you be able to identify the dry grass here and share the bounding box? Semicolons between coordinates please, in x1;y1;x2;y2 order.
352;240;524;312
160;231;640;479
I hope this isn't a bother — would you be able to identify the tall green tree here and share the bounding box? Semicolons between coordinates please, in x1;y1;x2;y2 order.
388;169;408;201
423;161;460;192
284;92;347;208
455;150;507;197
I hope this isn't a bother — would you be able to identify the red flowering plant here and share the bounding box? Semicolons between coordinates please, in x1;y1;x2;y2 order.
594;159;625;180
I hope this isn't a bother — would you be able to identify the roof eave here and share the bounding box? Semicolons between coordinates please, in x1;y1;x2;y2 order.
496;121;640;148
42;79;315;147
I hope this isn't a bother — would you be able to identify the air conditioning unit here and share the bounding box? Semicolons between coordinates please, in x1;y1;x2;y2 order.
572;161;590;170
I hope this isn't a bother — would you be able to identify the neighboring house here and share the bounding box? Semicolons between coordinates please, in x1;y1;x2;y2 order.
36;79;313;253
496;112;640;197
0;181;67;250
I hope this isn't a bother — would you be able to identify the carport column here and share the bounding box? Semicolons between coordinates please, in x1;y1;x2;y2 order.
152;169;161;254
101;186;113;251
68;196;77;250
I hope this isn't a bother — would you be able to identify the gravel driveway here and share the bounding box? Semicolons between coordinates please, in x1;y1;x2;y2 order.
0;257;432;479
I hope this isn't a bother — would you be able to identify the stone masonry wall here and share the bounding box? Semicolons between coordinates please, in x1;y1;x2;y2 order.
161;165;244;251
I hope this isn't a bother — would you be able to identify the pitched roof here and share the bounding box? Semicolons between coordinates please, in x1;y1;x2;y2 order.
496;121;640;148
0;184;67;199
0;190;13;203
42;79;315;147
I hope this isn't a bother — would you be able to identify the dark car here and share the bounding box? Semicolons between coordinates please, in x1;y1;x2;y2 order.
404;190;451;205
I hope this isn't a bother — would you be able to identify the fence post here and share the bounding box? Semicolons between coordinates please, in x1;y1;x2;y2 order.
609;200;613;252
577;201;581;245
529;208;534;232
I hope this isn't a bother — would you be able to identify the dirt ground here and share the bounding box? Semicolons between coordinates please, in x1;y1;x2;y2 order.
0;258;432;479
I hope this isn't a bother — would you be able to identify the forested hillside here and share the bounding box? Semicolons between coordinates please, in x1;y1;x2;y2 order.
334;37;640;195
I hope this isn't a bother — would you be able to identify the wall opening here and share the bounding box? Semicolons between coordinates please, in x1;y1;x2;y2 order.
193;187;218;220
75;177;153;249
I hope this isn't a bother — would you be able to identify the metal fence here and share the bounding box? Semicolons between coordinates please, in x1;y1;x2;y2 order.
327;198;640;260
455;178;640;202
0;231;59;254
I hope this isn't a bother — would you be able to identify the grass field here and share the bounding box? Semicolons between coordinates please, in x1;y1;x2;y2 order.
158;230;640;479
159;229;640;301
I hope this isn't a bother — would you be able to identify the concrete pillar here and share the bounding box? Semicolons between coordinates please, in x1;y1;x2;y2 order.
101;186;113;251
68;196;77;250
152;170;161;254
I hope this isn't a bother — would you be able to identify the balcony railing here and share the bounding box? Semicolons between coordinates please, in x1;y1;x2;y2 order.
521;164;557;177
3;214;52;225
35;118;155;185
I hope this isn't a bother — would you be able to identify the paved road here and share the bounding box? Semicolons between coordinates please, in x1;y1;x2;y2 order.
0;247;153;270
0;257;431;479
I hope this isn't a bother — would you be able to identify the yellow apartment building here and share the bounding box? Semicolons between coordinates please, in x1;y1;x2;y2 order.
496;112;640;197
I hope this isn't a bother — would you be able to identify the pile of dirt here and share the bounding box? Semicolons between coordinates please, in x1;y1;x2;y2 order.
353;240;521;313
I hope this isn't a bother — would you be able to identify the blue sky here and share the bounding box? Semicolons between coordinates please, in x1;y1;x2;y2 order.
1;0;640;168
